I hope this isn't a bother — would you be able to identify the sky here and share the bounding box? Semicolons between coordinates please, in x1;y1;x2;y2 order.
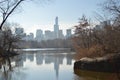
8;0;105;35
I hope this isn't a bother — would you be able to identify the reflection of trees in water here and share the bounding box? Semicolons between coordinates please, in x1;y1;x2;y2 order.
0;57;26;80
0;68;27;80
0;57;12;72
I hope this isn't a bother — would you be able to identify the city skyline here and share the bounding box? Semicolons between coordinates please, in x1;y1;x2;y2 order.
14;18;110;42
7;0;105;35
15;16;73;36
15;17;72;41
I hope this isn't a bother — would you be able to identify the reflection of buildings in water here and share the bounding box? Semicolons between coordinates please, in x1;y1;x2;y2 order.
53;53;73;79
44;55;54;64
54;57;59;80
55;54;64;65
36;53;44;65
27;53;34;62
22;53;27;61
66;54;73;65
15;59;24;67
53;54;64;80
14;52;73;80
67;58;72;65
15;54;24;67
44;53;65;79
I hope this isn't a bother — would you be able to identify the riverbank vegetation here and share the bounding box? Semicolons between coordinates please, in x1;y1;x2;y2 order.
0;24;21;70
0;25;20;52
73;0;120;60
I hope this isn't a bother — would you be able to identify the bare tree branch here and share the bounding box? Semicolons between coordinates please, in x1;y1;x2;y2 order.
0;0;51;30
0;0;25;30
103;0;120;15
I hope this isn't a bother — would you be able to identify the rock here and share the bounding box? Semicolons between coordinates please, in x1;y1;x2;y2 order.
80;57;96;62
74;53;120;73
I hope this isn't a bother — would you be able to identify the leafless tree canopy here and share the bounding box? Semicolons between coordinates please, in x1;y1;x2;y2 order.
0;0;51;30
103;0;120;15
0;0;25;30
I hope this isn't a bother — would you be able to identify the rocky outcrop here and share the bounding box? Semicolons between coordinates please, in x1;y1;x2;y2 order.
74;53;120;73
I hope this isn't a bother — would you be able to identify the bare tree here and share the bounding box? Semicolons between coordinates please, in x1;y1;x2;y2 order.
74;15;91;49
102;0;120;26
103;0;120;15
0;0;25;30
0;0;50;30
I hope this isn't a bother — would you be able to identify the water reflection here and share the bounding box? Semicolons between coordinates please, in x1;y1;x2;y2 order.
74;69;120;80
1;49;120;80
0;49;75;80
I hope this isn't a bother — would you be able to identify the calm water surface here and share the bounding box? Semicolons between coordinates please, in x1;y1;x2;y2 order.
0;48;77;80
1;48;119;80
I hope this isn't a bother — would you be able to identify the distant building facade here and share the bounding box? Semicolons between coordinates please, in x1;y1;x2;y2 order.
54;16;59;38
58;30;64;39
66;29;72;38
25;33;34;41
19;17;73;42
94;20;111;30
45;30;55;40
35;29;44;42
15;27;24;36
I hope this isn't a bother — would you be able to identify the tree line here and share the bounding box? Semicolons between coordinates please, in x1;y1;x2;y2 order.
73;0;120;59
18;38;74;49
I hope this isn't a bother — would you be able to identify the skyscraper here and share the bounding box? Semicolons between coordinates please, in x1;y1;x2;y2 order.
36;29;44;42
66;29;72;38
45;30;54;40
15;27;24;35
54;16;59;38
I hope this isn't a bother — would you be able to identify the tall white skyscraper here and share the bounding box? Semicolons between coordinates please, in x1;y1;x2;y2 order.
54;16;59;38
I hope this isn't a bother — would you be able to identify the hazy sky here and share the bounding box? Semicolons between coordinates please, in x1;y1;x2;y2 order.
8;0;105;35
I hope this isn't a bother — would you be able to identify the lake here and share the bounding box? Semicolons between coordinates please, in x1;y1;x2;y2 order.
0;48;119;80
0;48;77;80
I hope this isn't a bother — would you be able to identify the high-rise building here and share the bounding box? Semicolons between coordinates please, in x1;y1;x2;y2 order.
15;27;26;40
15;27;24;36
29;33;34;40
45;30;54;40
36;29;44;42
25;33;34;41
66;29;72;38
54;16;59;38
94;20;111;30
58;30;64;39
